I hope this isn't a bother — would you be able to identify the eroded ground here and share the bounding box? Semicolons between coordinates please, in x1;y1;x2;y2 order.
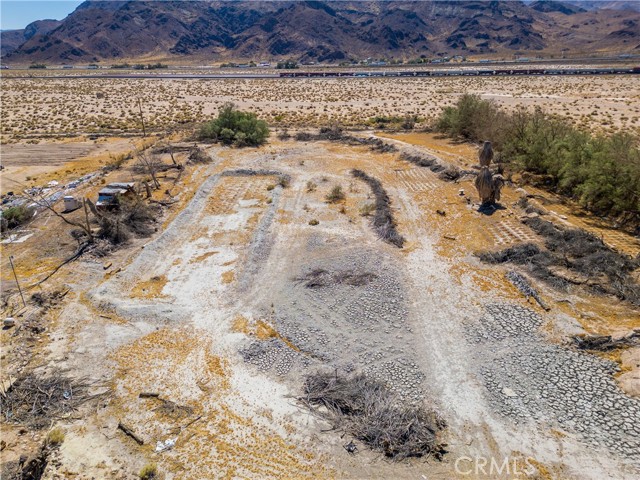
2;130;640;480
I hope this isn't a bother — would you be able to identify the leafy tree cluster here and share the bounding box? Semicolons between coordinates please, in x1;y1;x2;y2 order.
197;103;269;147
276;60;298;69
0;204;34;231
435;94;640;218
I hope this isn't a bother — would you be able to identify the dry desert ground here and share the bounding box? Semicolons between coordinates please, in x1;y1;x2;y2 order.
1;73;640;479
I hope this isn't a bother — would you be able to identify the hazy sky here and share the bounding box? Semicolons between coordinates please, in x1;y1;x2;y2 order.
1;1;83;30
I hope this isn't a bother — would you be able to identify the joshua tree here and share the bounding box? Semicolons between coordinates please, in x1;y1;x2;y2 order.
475;167;504;205
475;141;502;206
479;140;493;167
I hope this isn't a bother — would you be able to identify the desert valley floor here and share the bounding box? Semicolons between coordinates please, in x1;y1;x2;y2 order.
1;73;640;480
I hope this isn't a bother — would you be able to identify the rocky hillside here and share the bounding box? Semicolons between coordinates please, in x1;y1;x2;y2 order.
1;20;62;57
3;0;639;64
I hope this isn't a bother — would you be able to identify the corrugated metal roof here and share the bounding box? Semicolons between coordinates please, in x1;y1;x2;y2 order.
98;188;127;195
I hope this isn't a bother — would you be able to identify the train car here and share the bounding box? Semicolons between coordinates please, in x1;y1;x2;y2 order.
278;66;640;79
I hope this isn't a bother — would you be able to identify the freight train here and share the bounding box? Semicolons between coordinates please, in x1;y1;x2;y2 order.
278;67;640;78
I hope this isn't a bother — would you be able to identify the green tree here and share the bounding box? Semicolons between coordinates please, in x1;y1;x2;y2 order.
198;103;269;147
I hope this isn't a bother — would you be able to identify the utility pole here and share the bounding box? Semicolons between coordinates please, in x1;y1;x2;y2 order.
137;97;146;138
83;198;93;243
8;255;26;307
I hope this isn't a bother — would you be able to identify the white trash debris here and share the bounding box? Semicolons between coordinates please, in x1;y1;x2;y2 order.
155;437;176;452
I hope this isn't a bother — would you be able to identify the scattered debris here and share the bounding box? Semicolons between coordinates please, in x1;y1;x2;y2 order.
155;437;176;453
343;440;358;454
153;399;193;419
1;376;17;397
139;392;160;399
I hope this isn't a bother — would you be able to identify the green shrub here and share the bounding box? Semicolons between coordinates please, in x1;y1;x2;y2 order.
326;185;345;203
139;463;157;479
435;94;507;144
198;103;269;147
1;204;34;231
276;60;298;69
434;97;640;219
46;427;65;446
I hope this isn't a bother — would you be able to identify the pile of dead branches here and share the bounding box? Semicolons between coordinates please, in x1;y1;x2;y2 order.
293;127;398;153
300;372;446;460
90;198;160;245
296;268;378;288
351;169;405;248
479;217;640;304
0;371;93;429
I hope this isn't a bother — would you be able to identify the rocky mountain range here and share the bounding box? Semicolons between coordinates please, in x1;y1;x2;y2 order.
2;0;639;64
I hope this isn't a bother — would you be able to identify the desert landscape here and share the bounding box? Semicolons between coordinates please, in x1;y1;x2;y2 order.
1;72;639;142
2;1;640;479
2;66;640;479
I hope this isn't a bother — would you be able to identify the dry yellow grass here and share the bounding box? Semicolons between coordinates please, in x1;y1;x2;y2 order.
130;275;168;299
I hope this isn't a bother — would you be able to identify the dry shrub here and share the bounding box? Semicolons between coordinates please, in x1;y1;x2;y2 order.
139;463;158;480
97;199;160;245
187;146;212;164
326;185;345;203
294;131;313;141
301;372;446;460
479;218;640;304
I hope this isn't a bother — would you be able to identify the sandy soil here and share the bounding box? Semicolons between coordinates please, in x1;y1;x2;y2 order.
0;137;136;187
2;133;639;479
1;74;639;141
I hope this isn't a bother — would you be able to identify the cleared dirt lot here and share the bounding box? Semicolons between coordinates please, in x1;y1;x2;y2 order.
2;134;639;479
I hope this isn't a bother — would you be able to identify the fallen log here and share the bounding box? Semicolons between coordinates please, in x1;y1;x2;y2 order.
117;422;144;445
572;331;640;351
